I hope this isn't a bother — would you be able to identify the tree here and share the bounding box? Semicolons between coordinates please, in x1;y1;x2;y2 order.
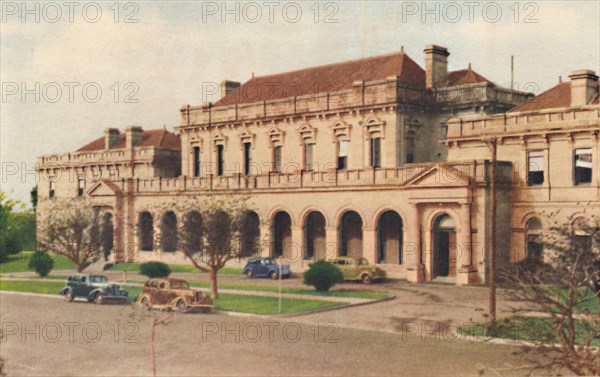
502;212;599;376
30;185;38;210
0;192;29;262
28;251;54;277
151;195;255;299
303;261;343;291
38;198;102;272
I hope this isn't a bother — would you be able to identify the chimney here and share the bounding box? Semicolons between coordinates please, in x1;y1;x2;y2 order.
125;126;143;149
568;70;598;107
220;80;241;99
104;128;120;150
424;45;450;89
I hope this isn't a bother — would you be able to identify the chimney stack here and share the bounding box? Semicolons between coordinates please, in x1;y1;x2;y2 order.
424;45;449;89
104;128;120;150
125;126;143;149
568;70;598;107
220;80;241;99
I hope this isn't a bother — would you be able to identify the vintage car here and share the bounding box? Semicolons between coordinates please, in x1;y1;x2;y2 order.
326;257;387;284
242;257;291;279
59;274;129;304
137;278;213;313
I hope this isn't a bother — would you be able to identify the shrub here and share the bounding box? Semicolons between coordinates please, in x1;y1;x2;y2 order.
303;261;343;292
28;251;54;277
139;262;171;278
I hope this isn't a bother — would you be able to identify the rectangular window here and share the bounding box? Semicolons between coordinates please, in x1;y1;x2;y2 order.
370;137;381;168
574;148;592;185
406;154;414;163
217;145;224;176
77;177;85;196
193;146;201;177
527;151;544;185
49;181;55;199
304;143;314;171
244;142;252;175
337;140;348;170
273;146;282;172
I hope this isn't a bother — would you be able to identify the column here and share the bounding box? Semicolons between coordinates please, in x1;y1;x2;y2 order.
405;204;424;282
457;202;477;285
363;227;377;264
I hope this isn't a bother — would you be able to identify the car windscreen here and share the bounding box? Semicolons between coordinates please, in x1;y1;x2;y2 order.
171;281;189;289
89;276;108;283
358;258;369;265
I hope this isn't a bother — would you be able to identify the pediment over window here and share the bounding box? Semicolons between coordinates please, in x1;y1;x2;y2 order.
361;117;385;139
298;124;316;144
330;121;351;140
268;128;284;145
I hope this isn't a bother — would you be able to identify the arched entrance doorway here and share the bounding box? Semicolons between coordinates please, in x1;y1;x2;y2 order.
272;211;291;258
304;212;326;260
139;212;154;251
433;214;457;278
160;211;178;252
101;212;114;261
339;211;363;258
240;211;260;257
377;211;403;264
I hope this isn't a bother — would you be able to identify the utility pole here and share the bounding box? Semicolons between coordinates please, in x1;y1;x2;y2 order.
511;55;514;90
487;138;498;324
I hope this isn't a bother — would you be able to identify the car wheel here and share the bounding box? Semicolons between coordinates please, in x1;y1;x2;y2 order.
177;300;188;313
245;270;254;279
94;292;104;304
361;274;373;284
270;271;279;280
65;291;74;302
141;297;151;310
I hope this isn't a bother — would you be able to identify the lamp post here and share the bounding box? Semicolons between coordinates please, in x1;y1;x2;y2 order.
484;137;498;324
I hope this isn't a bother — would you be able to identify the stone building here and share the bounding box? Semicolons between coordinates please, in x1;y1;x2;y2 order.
36;45;599;285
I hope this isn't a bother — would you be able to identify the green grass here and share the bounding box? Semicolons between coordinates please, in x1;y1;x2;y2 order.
458;316;600;346
119;278;388;300
108;263;242;275
0;280;347;315
0;252;76;274
0;280;66;295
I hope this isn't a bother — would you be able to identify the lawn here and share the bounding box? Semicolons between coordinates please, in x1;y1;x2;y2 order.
108;263;242;275
0;280;347;315
0;252;76;274
458;316;600;347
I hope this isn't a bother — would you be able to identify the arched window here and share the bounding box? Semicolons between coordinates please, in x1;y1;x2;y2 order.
432;214;457;277
304;212;326;260
526;217;542;263
240;211;260;257
272;211;291;258
183;211;202;253
139;212;154;251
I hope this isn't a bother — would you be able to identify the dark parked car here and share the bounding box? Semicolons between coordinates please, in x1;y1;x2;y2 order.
137;278;212;313
59;274;129;304
242;257;291;279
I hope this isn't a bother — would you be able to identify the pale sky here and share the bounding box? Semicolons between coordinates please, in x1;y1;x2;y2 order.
1;0;599;205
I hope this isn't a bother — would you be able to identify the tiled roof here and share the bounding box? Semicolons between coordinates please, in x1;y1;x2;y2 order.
214;50;497;107
215;52;426;107
509;81;599;113
77;129;181;152
447;69;492;86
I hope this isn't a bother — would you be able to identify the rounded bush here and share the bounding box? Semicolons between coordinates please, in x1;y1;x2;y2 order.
28;251;54;277
139;261;171;278
303;260;343;292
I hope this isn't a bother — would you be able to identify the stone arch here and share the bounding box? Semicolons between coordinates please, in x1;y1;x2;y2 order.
160;211;178;252
240;210;261;257
183;210;202;253
271;211;292;259
338;210;363;258
525;216;543;263
303;211;327;260
138;211;154;252
376;210;403;264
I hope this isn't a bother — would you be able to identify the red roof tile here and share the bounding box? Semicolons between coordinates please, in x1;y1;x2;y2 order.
509;81;599;113
77;129;180;152
447;69;492;86
214;52;426;107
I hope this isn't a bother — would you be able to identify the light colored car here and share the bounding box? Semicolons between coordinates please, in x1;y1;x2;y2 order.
137;278;212;313
326;257;387;284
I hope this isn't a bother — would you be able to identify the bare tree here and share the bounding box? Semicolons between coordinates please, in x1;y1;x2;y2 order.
502;212;600;376
38;198;102;272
